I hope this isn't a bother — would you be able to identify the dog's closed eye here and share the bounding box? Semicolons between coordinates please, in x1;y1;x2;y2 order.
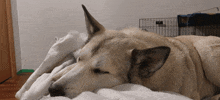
93;68;109;74
77;57;81;62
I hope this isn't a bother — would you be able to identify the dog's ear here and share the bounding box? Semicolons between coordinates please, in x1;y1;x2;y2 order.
82;5;105;40
131;46;170;78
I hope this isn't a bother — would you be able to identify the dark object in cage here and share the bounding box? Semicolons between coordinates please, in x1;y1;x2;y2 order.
178;13;220;27
139;13;220;37
156;21;163;24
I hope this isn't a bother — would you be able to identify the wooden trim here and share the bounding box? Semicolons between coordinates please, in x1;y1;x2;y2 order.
5;0;17;78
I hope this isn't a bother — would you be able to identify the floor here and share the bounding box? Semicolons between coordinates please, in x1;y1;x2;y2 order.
0;73;32;100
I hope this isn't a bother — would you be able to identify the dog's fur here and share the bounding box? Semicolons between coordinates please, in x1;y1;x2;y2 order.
16;5;220;100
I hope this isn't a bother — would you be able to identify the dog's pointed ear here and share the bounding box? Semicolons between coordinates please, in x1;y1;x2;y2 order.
131;46;170;78
82;5;105;40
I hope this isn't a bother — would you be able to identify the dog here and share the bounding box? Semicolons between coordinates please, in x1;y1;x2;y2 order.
16;5;220;100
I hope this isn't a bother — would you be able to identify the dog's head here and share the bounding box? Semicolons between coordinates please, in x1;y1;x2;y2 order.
48;5;170;98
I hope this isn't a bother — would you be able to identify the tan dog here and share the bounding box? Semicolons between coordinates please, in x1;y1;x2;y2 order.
48;5;220;100
18;5;220;100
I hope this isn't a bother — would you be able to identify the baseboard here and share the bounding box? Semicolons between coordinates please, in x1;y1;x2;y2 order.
17;69;34;75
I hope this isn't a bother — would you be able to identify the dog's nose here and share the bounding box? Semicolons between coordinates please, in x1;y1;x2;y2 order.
48;84;65;97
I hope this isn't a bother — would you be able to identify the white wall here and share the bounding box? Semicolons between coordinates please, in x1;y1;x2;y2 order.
11;0;22;72
16;0;220;70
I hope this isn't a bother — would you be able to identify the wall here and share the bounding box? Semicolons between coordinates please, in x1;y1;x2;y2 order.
16;0;220;70
10;0;22;72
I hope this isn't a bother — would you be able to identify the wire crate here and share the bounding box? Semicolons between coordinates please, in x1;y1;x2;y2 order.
139;17;220;37
139;17;179;37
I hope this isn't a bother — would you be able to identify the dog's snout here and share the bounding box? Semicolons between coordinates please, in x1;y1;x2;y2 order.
48;84;65;97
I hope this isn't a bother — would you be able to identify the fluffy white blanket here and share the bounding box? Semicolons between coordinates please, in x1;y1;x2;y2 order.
35;73;190;100
26;73;190;100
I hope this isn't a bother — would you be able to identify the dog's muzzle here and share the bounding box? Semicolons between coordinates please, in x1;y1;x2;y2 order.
48;84;65;97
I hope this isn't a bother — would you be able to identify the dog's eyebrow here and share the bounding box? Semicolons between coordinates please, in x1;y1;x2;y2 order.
91;43;102;55
95;60;103;68
91;37;114;56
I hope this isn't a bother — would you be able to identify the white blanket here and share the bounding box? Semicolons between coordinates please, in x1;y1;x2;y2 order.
41;85;191;100
37;73;191;100
23;73;190;100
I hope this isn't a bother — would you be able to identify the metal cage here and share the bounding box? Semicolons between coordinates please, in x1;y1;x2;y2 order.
139;17;179;37
139;17;220;37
